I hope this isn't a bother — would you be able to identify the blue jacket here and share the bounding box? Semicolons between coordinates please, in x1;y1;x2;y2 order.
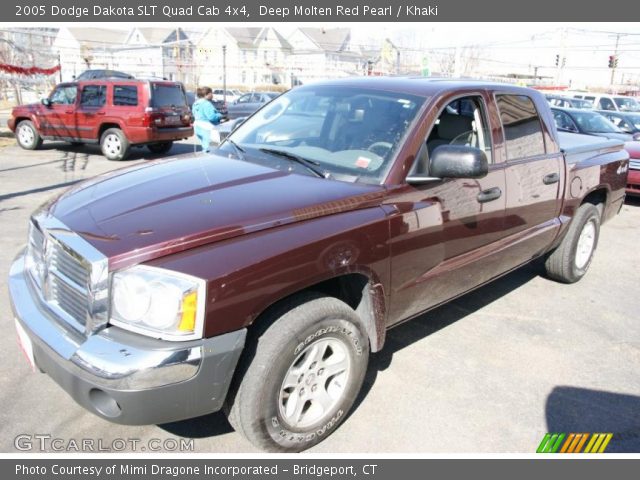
193;98;222;125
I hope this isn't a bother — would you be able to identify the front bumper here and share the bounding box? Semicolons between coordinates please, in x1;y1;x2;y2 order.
626;168;640;196
9;251;246;425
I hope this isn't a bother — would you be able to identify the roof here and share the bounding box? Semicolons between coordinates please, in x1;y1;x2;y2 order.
225;27;292;51
299;28;351;52
64;28;128;46
134;28;185;45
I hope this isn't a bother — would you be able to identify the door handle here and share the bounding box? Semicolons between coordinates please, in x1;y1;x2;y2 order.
543;172;560;185
64;110;73;114
96;111;106;116
477;187;502;203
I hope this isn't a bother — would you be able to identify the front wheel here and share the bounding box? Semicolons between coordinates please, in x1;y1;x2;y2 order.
544;203;601;283
16;120;43;150
225;295;369;452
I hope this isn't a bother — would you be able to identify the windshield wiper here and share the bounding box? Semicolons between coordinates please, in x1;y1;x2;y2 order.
226;139;245;161
259;148;330;179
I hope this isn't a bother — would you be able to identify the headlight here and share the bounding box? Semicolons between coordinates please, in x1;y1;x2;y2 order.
110;265;205;341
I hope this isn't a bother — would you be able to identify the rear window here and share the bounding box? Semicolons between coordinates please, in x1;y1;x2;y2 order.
496;94;546;159
150;83;187;108
113;85;138;106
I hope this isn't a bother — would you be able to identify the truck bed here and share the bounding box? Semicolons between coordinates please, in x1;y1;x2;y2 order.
558;131;625;164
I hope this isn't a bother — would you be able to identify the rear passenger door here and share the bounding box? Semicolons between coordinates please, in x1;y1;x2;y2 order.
497;94;563;267
75;84;107;141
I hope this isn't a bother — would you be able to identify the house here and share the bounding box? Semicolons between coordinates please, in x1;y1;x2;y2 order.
194;27;292;88
54;28;129;81
287;28;365;84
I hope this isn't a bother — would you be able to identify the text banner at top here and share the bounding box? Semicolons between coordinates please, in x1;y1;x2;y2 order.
5;0;640;22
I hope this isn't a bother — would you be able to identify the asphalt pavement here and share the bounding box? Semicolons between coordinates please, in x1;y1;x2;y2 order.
0;140;639;453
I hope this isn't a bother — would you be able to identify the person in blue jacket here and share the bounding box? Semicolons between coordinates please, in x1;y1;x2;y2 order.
192;86;222;152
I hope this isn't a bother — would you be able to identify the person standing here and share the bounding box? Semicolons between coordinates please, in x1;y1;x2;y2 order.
192;86;223;153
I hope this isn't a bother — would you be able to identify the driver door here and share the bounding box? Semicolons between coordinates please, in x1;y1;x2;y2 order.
387;94;508;323
39;84;78;139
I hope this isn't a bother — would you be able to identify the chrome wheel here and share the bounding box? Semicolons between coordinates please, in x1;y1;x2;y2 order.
575;220;596;269
18;124;35;147
278;337;351;429
103;134;122;157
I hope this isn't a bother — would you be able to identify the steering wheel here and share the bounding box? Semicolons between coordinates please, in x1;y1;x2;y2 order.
367;141;393;157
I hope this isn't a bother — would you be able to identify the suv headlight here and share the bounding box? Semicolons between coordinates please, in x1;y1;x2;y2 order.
110;265;206;341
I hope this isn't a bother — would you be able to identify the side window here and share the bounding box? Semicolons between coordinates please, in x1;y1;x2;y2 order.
237;94;252;104
49;85;77;105
496;94;546;159
80;85;106;107
585;96;596;103
598;97;616;111
553;110;578;132
113;85;138;106
413;95;492;175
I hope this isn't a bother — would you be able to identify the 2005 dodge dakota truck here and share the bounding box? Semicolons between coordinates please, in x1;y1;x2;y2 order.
9;78;628;452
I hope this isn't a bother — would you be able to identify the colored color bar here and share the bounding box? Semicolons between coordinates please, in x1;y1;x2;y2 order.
550;433;566;453
560;433;575;453
567;434;583;453
598;433;613;453
537;434;553;453
584;434;598;453
574;433;589;453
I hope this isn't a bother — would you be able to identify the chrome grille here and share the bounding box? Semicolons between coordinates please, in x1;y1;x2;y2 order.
630;159;640;170
26;217;108;334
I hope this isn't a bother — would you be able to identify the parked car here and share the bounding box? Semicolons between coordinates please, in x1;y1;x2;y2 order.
226;91;279;119
624;141;640;196
551;107;635;141
573;93;640;112
212;89;239;103
597;110;640;140
10;79;628;453
8;78;193;160
75;69;134;81
545;95;593;109
185;91;228;121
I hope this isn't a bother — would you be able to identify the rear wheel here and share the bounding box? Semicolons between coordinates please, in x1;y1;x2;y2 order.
225;294;369;452
16;120;42;150
100;128;130;161
147;142;173;155
544;203;601;283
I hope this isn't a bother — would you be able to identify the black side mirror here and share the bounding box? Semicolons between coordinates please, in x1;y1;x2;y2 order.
429;145;488;179
41;98;51;107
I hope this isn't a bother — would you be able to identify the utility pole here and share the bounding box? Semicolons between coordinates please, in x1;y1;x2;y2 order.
222;45;227;105
176;28;181;83
58;53;62;83
610;33;622;87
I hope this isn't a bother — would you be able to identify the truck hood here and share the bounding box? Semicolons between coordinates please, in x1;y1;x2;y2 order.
47;154;385;270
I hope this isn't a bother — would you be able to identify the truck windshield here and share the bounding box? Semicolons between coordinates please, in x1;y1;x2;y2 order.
614;97;640;112
222;85;425;184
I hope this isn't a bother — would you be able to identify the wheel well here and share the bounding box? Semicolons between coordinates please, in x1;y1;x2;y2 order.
252;274;386;352
14;117;31;126
582;188;607;217
98;123;121;139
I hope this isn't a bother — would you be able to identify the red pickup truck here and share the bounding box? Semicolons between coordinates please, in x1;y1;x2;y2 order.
9;78;628;452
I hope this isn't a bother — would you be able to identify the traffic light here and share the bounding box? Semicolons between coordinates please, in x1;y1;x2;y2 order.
562;57;566;68
555;54;560;66
608;55;616;68
613;56;619;68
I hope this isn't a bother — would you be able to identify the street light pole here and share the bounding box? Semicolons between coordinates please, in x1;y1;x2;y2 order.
222;45;227;105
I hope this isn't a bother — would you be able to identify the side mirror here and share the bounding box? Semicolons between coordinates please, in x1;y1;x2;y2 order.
429;145;488;179
41;98;51;107
231;117;246;131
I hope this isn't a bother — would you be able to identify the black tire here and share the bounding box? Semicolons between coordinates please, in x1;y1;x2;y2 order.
147;142;173;155
100;128;130;161
15;120;43;150
225;294;369;452
544;203;601;283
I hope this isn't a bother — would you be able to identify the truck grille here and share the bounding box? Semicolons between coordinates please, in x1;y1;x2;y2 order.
629;159;640;171
27;221;93;331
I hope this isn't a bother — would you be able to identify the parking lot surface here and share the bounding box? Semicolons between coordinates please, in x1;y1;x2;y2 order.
1;141;639;453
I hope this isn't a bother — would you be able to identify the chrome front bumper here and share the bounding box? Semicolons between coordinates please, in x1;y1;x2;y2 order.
9;250;246;425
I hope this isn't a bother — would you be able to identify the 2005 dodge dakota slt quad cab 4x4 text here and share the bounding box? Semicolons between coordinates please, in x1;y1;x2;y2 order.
9;78;628;452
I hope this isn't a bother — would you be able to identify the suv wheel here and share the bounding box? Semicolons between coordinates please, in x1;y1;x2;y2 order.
147;142;173;154
16;120;43;150
225;294;369;452
100;128;130;161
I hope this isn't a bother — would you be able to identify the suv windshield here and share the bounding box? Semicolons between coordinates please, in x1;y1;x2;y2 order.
614;97;640;112
221;85;425;184
151;83;187;108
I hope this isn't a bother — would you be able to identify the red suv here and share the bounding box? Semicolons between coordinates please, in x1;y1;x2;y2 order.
8;79;193;161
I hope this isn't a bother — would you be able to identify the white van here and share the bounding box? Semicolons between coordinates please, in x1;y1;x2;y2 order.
573;93;640;112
